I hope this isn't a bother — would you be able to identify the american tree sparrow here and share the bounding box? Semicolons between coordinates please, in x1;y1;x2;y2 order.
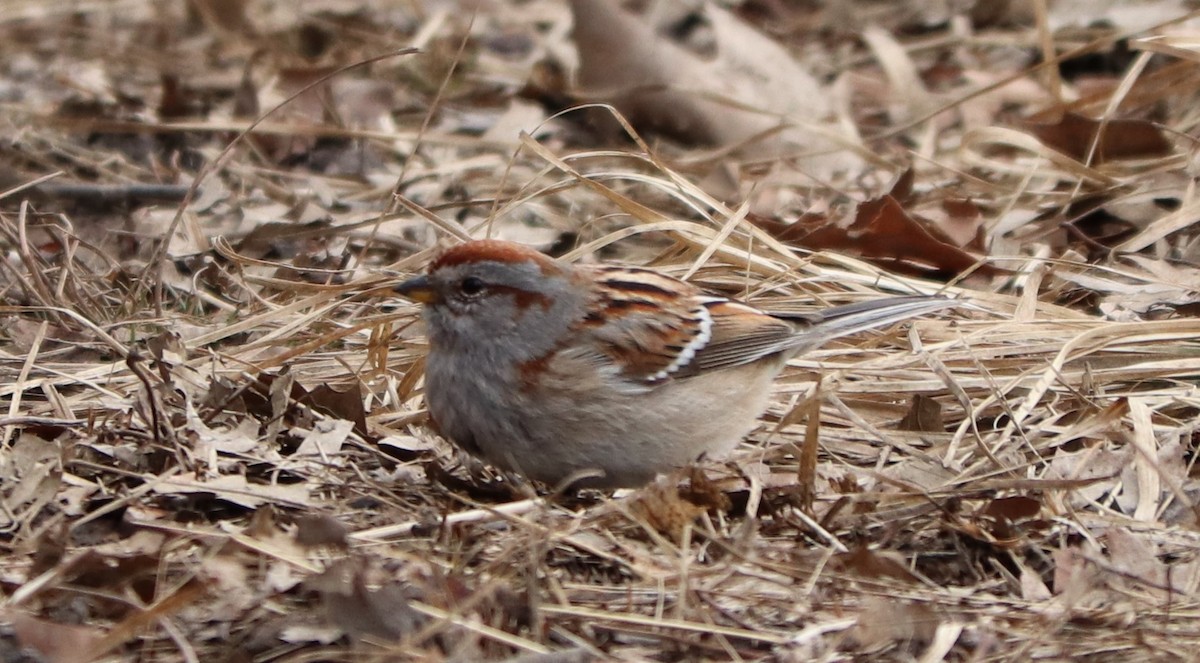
397;239;955;488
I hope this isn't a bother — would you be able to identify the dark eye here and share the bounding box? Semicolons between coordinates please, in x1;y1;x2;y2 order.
459;276;486;297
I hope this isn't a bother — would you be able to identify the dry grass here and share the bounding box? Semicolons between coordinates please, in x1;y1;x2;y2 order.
2;1;1200;661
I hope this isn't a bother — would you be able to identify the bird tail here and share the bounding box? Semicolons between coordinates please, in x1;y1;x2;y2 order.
778;295;960;354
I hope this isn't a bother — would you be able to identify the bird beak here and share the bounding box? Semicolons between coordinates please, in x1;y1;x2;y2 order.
395;275;439;304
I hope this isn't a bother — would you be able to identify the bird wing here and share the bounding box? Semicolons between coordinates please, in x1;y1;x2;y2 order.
566;264;956;386
571;265;714;385
686;299;804;373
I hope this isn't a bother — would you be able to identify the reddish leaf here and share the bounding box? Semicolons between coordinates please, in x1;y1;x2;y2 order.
834;545;919;582
941;197;981;219
982;495;1042;522
749;169;1004;278
8;613;104;663
886;167;916;204
751;194;998;278
1026;112;1173;163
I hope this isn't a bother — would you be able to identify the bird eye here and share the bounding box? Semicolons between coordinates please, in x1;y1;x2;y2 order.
459;276;486;296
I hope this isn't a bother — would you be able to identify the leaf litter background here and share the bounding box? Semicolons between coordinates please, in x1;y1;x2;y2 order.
3;0;1200;660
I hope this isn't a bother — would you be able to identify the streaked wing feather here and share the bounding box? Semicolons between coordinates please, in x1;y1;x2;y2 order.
575;266;713;384
569;265;957;384
689;300;799;372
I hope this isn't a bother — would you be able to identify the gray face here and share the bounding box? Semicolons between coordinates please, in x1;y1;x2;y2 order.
421;259;588;363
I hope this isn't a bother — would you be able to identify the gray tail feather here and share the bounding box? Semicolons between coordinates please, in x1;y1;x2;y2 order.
779;295;960;353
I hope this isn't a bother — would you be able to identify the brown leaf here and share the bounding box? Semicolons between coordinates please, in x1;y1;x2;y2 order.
982;495;1042;522
849;596;939;652
191;0;253;35
7;581;208;663
8;613;104;663
151;474;310;509
310;560;424;643
853;196;973;271
887;167;916;204
679;466;732;514
751;193;998;278
898;394;944;432
941;197;981;220
257;65;334;159
295;513;350;549
1105;528;1168;598
158;74;194;120
1052;544;1092;597
296;382;368;439
1025;112;1173;164
974;495;1045;546
91;580;209;657
66;550;161;595
3;434;62;529
833;545;919;583
628;479;707;543
748;167;1005;278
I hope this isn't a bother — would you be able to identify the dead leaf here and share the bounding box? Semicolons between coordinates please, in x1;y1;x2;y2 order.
570;0;855;172
296;382;368;439
198;555;258;617
679;466;732;514
378;434;440;460
7;612;104;663
266;369;296;446
1046;445;1129;507
749;169;1003;278
293;419;353;457
309;559;424;643
750;197;991;278
848;596;939;653
960;495;1048;547
982;495;1042;522
1020;564;1053;601
628;479;706;543
191;0;253;35
295;513;349;549
152;474;310;509
1026;112;1173;164
898;394;944;432
185;400;261;456
2;434;62;533
834;545;920;583
1105;527;1168;599
930;197;987;250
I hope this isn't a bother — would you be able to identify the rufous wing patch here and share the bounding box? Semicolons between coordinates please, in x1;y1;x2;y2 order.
576;266;713;383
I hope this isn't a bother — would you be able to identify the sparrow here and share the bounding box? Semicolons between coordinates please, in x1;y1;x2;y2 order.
397;239;955;488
